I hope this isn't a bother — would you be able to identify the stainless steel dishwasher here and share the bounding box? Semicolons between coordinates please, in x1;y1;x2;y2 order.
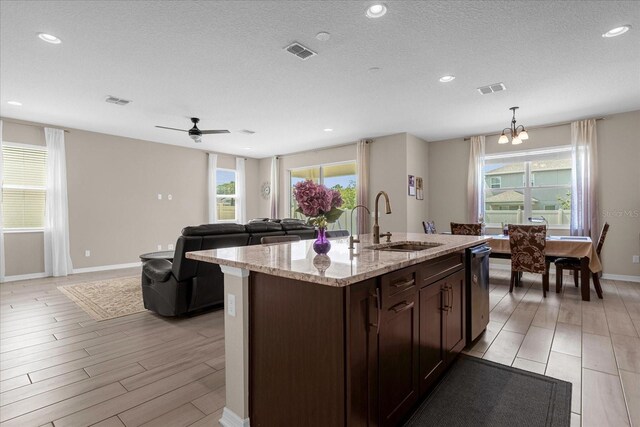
466;244;491;345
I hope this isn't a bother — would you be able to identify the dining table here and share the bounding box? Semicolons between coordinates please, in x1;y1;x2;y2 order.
487;234;602;301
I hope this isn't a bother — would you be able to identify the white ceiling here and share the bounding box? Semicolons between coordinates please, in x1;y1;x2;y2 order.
1;1;639;158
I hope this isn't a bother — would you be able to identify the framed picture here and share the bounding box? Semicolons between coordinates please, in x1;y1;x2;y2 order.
416;177;424;200
408;175;416;196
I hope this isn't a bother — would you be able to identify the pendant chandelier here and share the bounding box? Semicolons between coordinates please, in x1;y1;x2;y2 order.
498;106;529;145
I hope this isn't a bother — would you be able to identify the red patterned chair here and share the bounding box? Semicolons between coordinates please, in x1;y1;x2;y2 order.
508;224;550;297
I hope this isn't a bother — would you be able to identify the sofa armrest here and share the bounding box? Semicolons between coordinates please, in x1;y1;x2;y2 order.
143;259;173;282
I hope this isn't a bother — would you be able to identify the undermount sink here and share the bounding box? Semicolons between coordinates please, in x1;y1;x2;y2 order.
367;241;443;252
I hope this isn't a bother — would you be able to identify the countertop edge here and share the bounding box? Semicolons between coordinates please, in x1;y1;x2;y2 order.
186;237;492;287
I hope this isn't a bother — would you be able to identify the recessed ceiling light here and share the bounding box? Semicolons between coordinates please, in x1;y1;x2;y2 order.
439;75;456;83
602;25;631;38
243;147;252;150
324;128;333;132
7;101;23;106
366;4;387;18
316;32;331;41
37;33;62;44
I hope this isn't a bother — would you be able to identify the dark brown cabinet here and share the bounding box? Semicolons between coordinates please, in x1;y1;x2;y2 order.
249;252;466;427
379;268;419;427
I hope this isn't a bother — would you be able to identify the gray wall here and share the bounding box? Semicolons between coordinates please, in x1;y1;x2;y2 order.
2;119;260;276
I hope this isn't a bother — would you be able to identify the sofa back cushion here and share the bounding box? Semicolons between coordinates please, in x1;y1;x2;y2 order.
172;236;203;280
182;223;247;236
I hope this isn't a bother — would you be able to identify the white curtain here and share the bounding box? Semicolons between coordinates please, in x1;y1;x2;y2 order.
356;139;370;235
208;153;217;223
44;127;73;277
236;157;246;224
0;120;5;282
571;119;598;240
467;135;485;223
270;156;279;219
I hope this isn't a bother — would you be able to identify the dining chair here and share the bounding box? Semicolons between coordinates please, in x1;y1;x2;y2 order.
554;222;609;299
450;222;482;236
508;224;550;297
260;235;301;244
325;230;350;238
422;221;436;234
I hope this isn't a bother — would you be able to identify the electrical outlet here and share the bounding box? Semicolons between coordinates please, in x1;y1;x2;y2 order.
227;294;236;317
157;193;162;200
85;250;91;257
168;244;174;250
633;255;640;264
157;244;162;251
167;194;173;201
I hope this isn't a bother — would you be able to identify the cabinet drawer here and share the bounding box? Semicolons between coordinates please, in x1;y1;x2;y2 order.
381;266;417;303
419;253;463;287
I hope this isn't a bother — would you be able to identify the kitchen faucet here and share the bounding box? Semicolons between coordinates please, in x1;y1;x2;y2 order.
373;191;392;244
348;204;371;249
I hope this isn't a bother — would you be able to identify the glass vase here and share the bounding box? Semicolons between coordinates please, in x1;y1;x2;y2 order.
313;227;331;255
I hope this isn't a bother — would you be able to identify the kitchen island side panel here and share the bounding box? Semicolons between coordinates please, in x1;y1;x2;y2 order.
249;272;347;427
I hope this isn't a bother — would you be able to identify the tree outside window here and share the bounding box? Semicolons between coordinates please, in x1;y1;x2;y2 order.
216;169;237;222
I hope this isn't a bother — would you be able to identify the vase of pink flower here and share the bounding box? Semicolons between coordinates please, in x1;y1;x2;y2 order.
293;179;344;255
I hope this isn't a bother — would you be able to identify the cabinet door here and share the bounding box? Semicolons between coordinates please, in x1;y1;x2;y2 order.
444;269;466;359
418;282;445;393
348;280;379;427
379;291;419;427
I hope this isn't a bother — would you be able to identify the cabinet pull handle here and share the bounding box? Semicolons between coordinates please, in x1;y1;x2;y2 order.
442;285;449;311
448;286;454;312
390;301;414;314
370;288;381;335
391;279;415;288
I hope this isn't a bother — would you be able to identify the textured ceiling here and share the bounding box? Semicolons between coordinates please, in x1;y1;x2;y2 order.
1;1;639;158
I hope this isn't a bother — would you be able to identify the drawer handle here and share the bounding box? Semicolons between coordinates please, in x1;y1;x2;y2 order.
390;301;414;314
370;287;381;335
391;279;415;289
442;284;450;311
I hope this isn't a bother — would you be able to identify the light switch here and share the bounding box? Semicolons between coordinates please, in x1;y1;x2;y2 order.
85;250;91;257
157;244;162;251
157;194;162;200
168;244;174;250
227;294;236;317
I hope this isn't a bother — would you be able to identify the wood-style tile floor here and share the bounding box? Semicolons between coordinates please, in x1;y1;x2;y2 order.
0;268;225;427
1;268;638;426
464;269;640;427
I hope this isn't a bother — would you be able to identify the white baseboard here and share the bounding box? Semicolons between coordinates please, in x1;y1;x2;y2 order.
1;262;142;283
72;262;141;274
219;407;250;427
602;274;640;283
1;272;48;283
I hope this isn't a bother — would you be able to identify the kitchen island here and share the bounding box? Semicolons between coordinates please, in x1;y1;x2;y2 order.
186;232;491;427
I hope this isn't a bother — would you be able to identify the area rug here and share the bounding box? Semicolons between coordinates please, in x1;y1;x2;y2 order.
58;276;145;321
404;355;571;427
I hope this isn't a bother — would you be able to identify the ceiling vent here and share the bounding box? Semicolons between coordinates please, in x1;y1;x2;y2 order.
105;95;132;106
477;83;506;95
284;42;316;60
239;129;255;135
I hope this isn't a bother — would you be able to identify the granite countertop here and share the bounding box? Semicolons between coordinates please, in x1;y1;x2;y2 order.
185;232;492;287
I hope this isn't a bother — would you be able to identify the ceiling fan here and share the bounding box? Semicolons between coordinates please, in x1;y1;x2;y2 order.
155;117;229;143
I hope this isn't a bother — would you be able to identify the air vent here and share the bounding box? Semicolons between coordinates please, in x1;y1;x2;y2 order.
239;129;255;135
105;96;132;106
284;42;316;60
477;83;506;95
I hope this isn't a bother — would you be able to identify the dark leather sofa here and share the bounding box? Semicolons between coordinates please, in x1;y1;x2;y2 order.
141;219;338;317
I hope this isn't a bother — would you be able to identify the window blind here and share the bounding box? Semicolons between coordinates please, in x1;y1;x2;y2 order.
1;144;47;229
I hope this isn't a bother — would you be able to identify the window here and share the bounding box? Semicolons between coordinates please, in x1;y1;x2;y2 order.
216;169;237;222
1;143;47;231
289;161;357;233
483;147;572;229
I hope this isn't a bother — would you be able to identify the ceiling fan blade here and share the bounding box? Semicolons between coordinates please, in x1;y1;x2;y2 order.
155;126;187;132
200;130;230;134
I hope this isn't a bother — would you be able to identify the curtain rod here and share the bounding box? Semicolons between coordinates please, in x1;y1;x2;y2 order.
1;118;70;133
462;117;604;141
275;138;374;158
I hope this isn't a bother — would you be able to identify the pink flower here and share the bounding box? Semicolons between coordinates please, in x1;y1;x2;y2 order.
293;180;342;219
